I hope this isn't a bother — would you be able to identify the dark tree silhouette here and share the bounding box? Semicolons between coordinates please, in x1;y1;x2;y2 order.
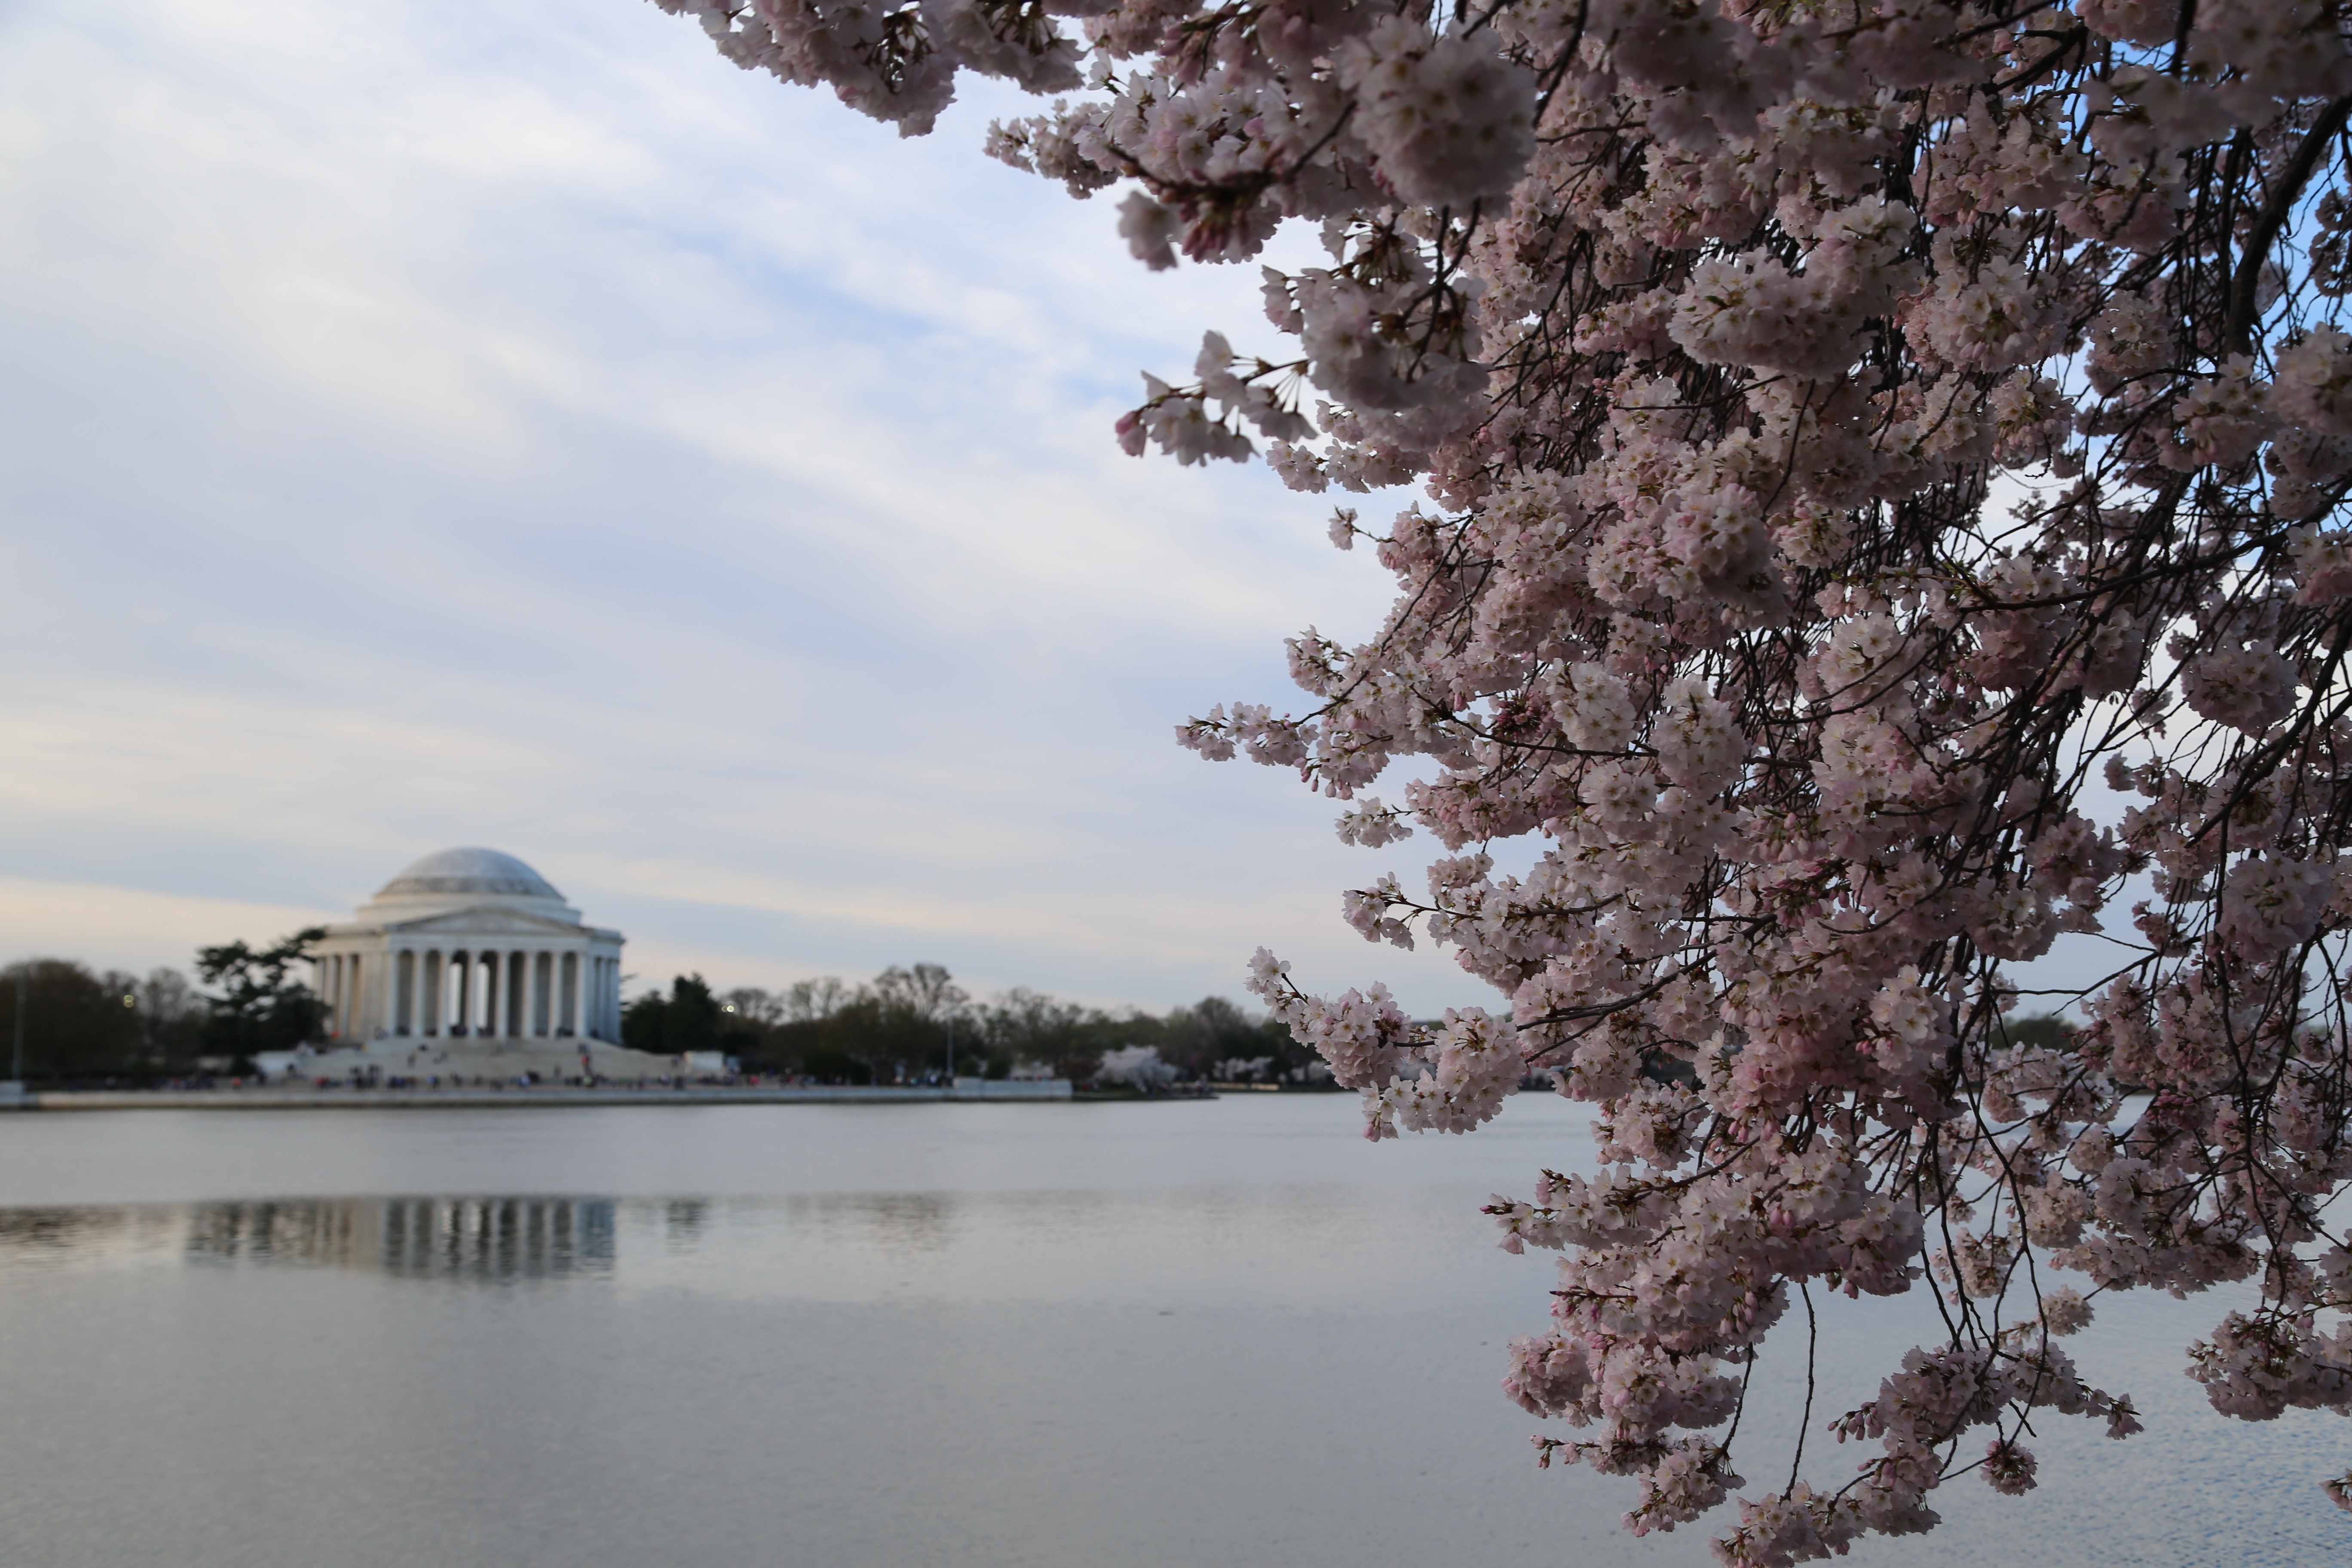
195;927;327;1068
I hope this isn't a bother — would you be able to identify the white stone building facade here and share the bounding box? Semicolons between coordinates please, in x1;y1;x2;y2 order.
311;848;625;1045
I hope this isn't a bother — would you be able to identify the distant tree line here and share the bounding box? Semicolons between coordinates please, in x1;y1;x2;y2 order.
1;927;325;1086
624;962;1320;1087
11;930;2084;1095
5;936;1315;1090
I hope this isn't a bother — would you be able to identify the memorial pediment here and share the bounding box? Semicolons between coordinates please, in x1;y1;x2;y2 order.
388;905;588;937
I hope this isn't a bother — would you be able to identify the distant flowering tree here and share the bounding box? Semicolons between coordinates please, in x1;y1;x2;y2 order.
657;0;2352;1558
1096;1041;1183;1087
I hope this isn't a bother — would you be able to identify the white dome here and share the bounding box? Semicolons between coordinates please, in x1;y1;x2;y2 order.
357;847;580;922
377;847;561;901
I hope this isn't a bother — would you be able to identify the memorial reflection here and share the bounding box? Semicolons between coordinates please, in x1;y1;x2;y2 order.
0;1197;615;1282
1;1189;1014;1285
187;1197;616;1280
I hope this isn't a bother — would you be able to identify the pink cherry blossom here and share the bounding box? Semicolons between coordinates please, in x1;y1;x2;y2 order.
660;0;2352;1555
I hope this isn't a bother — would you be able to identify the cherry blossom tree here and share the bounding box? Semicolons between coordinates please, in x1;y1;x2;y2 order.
653;0;2352;1558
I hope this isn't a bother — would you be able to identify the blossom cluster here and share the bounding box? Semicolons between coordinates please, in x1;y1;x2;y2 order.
658;0;2352;1558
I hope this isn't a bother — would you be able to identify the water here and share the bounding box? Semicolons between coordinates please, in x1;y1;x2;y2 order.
0;1096;2343;1568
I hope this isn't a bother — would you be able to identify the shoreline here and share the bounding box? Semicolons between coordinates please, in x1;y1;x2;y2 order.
0;1082;1085;1112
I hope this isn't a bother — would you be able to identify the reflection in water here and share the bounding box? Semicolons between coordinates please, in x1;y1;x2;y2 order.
660;1197;707;1250
789;1190;956;1254
0;1197;615;1283
188;1197;617;1281
0;1188;1225;1285
0;1204;187;1267
0;1191;982;1281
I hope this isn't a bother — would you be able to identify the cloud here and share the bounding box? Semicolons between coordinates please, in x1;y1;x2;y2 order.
0;876;338;981
0;0;1484;1014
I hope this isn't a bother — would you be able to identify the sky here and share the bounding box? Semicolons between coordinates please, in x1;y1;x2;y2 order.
0;0;1502;1014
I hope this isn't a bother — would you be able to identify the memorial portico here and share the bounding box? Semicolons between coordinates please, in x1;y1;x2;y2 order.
312;848;626;1046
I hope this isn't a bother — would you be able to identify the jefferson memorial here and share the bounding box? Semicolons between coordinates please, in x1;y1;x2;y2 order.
288;848;671;1081
315;848;625;1045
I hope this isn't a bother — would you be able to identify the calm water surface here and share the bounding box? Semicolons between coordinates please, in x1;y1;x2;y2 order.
0;1096;2343;1567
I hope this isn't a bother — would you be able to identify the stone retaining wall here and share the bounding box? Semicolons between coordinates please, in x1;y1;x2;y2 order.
0;1081;1075;1111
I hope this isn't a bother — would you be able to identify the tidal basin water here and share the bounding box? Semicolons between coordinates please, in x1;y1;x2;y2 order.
0;1096;2345;1568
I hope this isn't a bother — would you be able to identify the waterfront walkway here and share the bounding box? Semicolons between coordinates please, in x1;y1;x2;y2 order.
0;1080;1074;1111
